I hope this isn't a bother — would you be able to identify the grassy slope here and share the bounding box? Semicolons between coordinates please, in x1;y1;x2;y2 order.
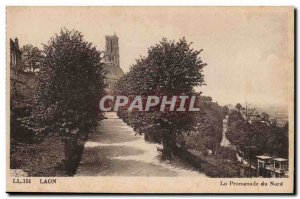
10;136;68;177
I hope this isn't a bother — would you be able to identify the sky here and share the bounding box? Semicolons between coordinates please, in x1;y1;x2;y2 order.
7;7;294;106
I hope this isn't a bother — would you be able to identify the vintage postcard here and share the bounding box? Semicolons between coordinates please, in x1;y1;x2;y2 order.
6;7;294;193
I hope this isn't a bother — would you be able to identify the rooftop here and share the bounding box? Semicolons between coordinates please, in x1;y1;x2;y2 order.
256;155;272;160
273;158;288;162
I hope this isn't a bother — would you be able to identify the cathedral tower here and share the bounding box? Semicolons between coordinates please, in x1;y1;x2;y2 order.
104;34;119;67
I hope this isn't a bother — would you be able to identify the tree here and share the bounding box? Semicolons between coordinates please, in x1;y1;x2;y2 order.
227;104;289;176
268;121;288;158
187;98;223;155
227;109;244;126
21;29;106;174
21;44;44;72
115;38;207;160
222;105;229;116
261;112;270;122
235;103;242;111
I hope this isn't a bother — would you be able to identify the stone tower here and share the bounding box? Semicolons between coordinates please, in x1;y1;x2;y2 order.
102;34;124;92
104;34;119;67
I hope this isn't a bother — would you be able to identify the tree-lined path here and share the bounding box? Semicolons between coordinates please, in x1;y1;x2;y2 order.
76;112;207;177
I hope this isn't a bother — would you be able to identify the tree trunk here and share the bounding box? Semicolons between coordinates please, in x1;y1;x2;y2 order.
161;133;173;160
144;131;150;142
162;141;172;160
63;136;78;176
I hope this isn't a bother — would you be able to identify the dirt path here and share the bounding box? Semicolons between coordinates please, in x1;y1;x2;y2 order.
76;112;207;177
220;115;231;147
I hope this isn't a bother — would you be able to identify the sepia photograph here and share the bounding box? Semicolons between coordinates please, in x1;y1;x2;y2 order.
6;6;294;193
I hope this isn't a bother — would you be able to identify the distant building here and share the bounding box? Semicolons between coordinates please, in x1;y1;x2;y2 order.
10;38;22;70
10;38;37;107
102;34;124;92
256;155;288;178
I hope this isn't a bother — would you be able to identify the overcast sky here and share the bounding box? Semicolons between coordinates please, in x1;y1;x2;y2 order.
7;7;293;106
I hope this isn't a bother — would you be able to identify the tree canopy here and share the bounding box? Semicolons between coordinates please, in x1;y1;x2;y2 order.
115;37;207;159
21;44;44;73
21;29;106;140
226;108;288;158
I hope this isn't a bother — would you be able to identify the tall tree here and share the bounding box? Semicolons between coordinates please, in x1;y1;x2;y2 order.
115;38;207;160
187;97;223;154
21;29;106;174
21;44;44;72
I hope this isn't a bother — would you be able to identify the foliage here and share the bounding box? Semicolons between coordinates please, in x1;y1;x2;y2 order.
222;105;229;116
10;106;35;143
201;163;237;178
260;112;270;122
226;106;289;158
20;29;106;141
10;136;68;176
226;113;252;147
18;29;106;175
115;37;206;160
235;103;242;111
21;44;44;73
227;109;244;126
218;146;237;161
183;96;223;154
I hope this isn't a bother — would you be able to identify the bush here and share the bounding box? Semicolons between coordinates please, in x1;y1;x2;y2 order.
11;106;37;143
218;146;237;161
